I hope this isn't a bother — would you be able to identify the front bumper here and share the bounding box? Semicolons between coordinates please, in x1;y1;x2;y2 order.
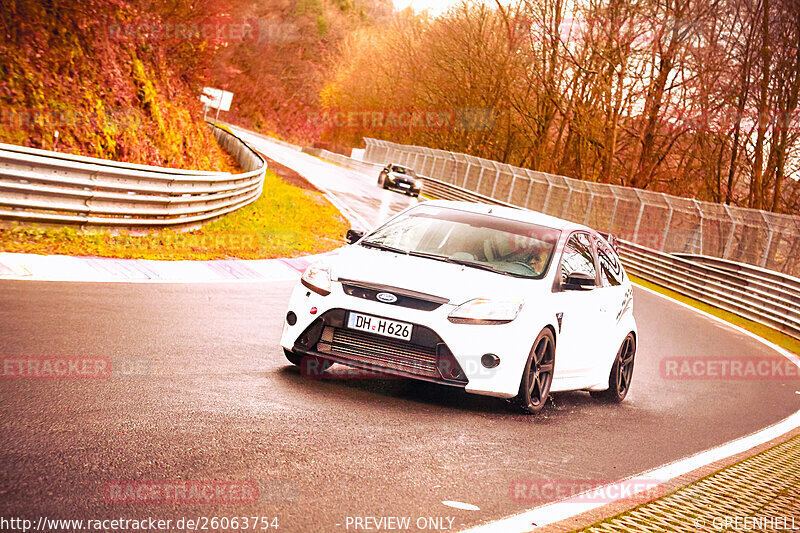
280;281;533;398
385;178;421;196
290;308;468;387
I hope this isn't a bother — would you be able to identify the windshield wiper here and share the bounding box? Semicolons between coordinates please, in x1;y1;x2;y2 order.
407;251;529;278
407;250;451;262
446;258;509;274
449;257;533;278
360;241;408;254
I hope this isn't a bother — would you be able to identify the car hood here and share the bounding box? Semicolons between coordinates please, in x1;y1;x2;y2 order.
388;172;415;180
327;245;545;305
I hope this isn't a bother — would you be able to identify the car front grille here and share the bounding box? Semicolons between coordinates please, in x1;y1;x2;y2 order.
340;279;447;311
316;326;440;379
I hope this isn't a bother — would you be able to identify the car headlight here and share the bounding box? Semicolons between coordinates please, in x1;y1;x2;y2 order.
301;263;332;296
448;298;523;324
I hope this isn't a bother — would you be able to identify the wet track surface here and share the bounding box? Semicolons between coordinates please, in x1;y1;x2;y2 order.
232;128;418;228
1;134;798;532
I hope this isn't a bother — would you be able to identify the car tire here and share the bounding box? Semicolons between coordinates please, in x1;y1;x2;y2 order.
513;328;556;414
590;333;636;403
284;348;302;366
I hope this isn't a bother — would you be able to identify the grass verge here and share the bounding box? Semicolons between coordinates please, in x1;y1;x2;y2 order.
630;274;800;355
0;170;349;260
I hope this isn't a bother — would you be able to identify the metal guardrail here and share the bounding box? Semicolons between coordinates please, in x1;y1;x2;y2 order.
300;146;384;176
420;176;514;206
364;138;800;277
217;121;304;152
619;241;800;339
313;148;800;340
0;123;266;229
423;171;799;339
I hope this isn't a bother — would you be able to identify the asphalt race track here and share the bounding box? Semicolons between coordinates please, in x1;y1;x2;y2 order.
1;134;798;532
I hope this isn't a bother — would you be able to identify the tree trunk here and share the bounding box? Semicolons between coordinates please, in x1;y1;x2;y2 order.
749;0;770;210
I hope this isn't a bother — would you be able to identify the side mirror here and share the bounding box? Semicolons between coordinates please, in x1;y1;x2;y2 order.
345;229;365;244
564;272;596;290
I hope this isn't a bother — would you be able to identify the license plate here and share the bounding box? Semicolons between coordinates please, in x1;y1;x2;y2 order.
347;312;413;341
398;183;411;188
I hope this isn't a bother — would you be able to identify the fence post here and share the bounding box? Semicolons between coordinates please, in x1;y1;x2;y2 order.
524;176;535;208
507;173;516;203
490;170;500;199
693;199;704;255
583;193;594;226
632;199;646;244
760;211;775;268
661;198;674;252
541;180;553;214
561;185;573;219
608;197;620;234
475;164;485;193
722;204;737;260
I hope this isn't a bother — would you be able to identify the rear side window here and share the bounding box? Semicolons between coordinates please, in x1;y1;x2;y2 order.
560;233;596;284
597;241;624;287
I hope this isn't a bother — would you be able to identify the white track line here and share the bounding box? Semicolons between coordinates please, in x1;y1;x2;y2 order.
0;252;310;283
462;283;800;533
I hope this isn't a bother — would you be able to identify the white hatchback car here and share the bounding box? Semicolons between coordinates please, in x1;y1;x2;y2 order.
280;201;637;413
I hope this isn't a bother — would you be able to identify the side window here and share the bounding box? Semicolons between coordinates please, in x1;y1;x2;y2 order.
597;241;624;287
560;233;596;285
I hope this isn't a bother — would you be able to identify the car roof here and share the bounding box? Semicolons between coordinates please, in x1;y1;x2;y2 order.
418;199;591;233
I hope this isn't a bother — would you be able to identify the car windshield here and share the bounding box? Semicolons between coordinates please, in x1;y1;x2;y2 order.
391;166;414;176
360;205;560;279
